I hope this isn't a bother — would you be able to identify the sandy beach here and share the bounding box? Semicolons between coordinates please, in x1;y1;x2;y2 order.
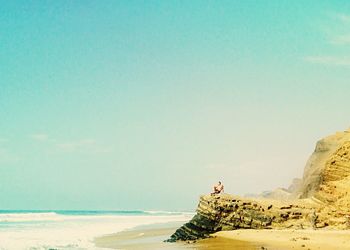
96;226;350;250
94;225;258;250
215;229;350;250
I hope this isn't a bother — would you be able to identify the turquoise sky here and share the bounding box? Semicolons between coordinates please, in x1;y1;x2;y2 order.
1;1;350;210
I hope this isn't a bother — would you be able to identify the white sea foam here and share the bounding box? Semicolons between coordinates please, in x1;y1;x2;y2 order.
0;212;192;250
0;212;64;222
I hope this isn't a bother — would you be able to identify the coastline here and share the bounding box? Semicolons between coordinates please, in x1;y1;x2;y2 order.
0;211;192;249
96;224;350;250
94;223;258;249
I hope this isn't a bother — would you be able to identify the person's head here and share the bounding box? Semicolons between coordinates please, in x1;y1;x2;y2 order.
218;181;221;185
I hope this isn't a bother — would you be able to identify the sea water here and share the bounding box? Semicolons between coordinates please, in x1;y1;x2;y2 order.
0;210;193;250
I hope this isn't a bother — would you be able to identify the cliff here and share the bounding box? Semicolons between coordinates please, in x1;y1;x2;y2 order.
296;128;350;199
168;128;350;242
296;128;350;220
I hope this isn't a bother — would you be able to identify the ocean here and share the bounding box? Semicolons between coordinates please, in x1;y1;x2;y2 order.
0;210;193;250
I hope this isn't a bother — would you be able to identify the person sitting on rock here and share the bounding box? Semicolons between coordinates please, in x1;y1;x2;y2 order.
211;181;224;195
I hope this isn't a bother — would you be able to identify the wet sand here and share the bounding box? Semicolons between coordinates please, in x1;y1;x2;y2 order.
94;225;258;250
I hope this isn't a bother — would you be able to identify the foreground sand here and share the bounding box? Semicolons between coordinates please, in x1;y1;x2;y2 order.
94;226;258;249
95;224;350;250
215;229;350;250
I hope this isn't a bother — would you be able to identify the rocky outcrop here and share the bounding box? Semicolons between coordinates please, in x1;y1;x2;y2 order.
167;194;319;242
168;128;350;242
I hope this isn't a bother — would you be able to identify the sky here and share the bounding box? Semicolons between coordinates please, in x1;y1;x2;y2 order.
1;0;350;210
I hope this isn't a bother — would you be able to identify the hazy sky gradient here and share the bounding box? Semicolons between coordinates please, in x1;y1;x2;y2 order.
1;0;350;210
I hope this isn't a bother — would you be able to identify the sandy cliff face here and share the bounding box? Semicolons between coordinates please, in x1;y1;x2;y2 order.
297;129;350;199
317;140;350;202
297;130;350;228
314;140;350;222
168;128;350;242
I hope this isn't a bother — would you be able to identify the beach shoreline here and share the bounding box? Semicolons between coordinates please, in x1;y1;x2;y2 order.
94;223;258;250
95;224;350;250
0;211;192;249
